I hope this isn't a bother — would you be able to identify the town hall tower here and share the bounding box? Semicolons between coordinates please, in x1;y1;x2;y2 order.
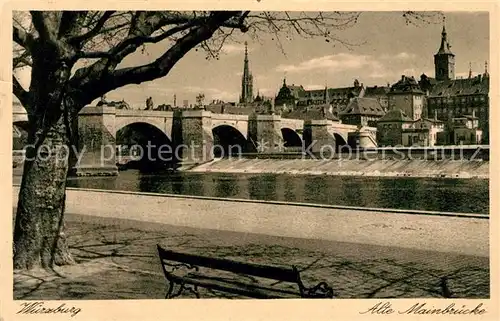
434;20;455;81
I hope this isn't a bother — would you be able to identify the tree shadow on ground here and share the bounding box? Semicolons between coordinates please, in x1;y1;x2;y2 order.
14;221;490;300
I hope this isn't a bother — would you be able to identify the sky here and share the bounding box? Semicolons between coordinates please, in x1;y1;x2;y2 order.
14;11;489;108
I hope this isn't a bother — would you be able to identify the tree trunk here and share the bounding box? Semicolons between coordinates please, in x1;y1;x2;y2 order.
13;109;76;270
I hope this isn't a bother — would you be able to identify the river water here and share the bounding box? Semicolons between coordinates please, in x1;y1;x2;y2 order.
63;170;489;214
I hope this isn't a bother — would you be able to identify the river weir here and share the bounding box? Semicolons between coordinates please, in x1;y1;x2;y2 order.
187;157;489;179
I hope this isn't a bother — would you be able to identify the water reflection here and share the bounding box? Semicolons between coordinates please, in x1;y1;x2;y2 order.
248;174;277;201
214;174;240;198
65;170;489;214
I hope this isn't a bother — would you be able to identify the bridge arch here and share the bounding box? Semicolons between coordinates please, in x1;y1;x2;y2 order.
332;132;349;151
116;122;174;170
212;124;248;157
210;115;248;139
280;127;303;147
114;117;170;140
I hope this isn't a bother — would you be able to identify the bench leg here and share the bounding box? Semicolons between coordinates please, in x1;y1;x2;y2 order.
166;281;185;299
179;283;200;298
193;285;200;299
165;281;175;299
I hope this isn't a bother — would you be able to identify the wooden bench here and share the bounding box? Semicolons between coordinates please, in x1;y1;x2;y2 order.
157;244;334;299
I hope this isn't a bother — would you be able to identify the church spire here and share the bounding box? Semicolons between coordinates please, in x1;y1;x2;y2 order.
437;17;453;55
468;62;472;79
240;41;253;104
244;41;248;62
484;61;489;77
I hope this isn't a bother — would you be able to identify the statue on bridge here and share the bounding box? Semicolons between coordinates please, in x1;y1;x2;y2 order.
154;104;172;111
268;99;276;115
322;105;328;119
116;100;130;109
96;95;130;109
145;97;154;110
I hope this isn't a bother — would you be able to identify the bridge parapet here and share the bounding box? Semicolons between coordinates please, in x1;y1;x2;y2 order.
279;118;304;131
211;113;250;121
181;110;212;118
115;109;174;118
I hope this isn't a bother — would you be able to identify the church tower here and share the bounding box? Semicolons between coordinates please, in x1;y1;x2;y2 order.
239;42;254;104
434;19;455;81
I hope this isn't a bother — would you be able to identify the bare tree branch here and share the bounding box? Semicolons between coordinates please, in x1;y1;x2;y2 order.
75;51;113;59
13;51;33;68
58;11;88;38
30;11;60;42
13;74;31;108
72;11;240;104
68;11;115;45
13;26;35;50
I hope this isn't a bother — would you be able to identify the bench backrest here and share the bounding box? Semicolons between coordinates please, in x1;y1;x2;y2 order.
157;245;300;283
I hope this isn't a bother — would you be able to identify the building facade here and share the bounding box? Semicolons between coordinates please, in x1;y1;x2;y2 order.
401;118;445;147
387;75;425;120
376;109;413;146
423;21;489;143
275;79;390;119
339;97;385;127
425;73;489;143
449;113;483;145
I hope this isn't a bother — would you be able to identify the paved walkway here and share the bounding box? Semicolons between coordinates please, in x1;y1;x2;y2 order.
12;187;490;256
14;213;489;300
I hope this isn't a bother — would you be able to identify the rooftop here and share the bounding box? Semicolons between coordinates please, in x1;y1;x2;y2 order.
282;105;338;121
378;109;413;122
339;97;385;116
428;75;489;97
390;75;425;94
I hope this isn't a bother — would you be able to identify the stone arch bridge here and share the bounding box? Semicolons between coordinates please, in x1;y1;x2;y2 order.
13;105;376;175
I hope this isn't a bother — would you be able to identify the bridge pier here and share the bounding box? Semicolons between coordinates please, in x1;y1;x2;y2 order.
174;110;214;166
248;115;283;152
71;106;118;176
348;128;378;149
304;120;336;158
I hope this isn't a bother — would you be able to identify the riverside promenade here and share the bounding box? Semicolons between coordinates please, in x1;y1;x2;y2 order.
12;187;489;299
